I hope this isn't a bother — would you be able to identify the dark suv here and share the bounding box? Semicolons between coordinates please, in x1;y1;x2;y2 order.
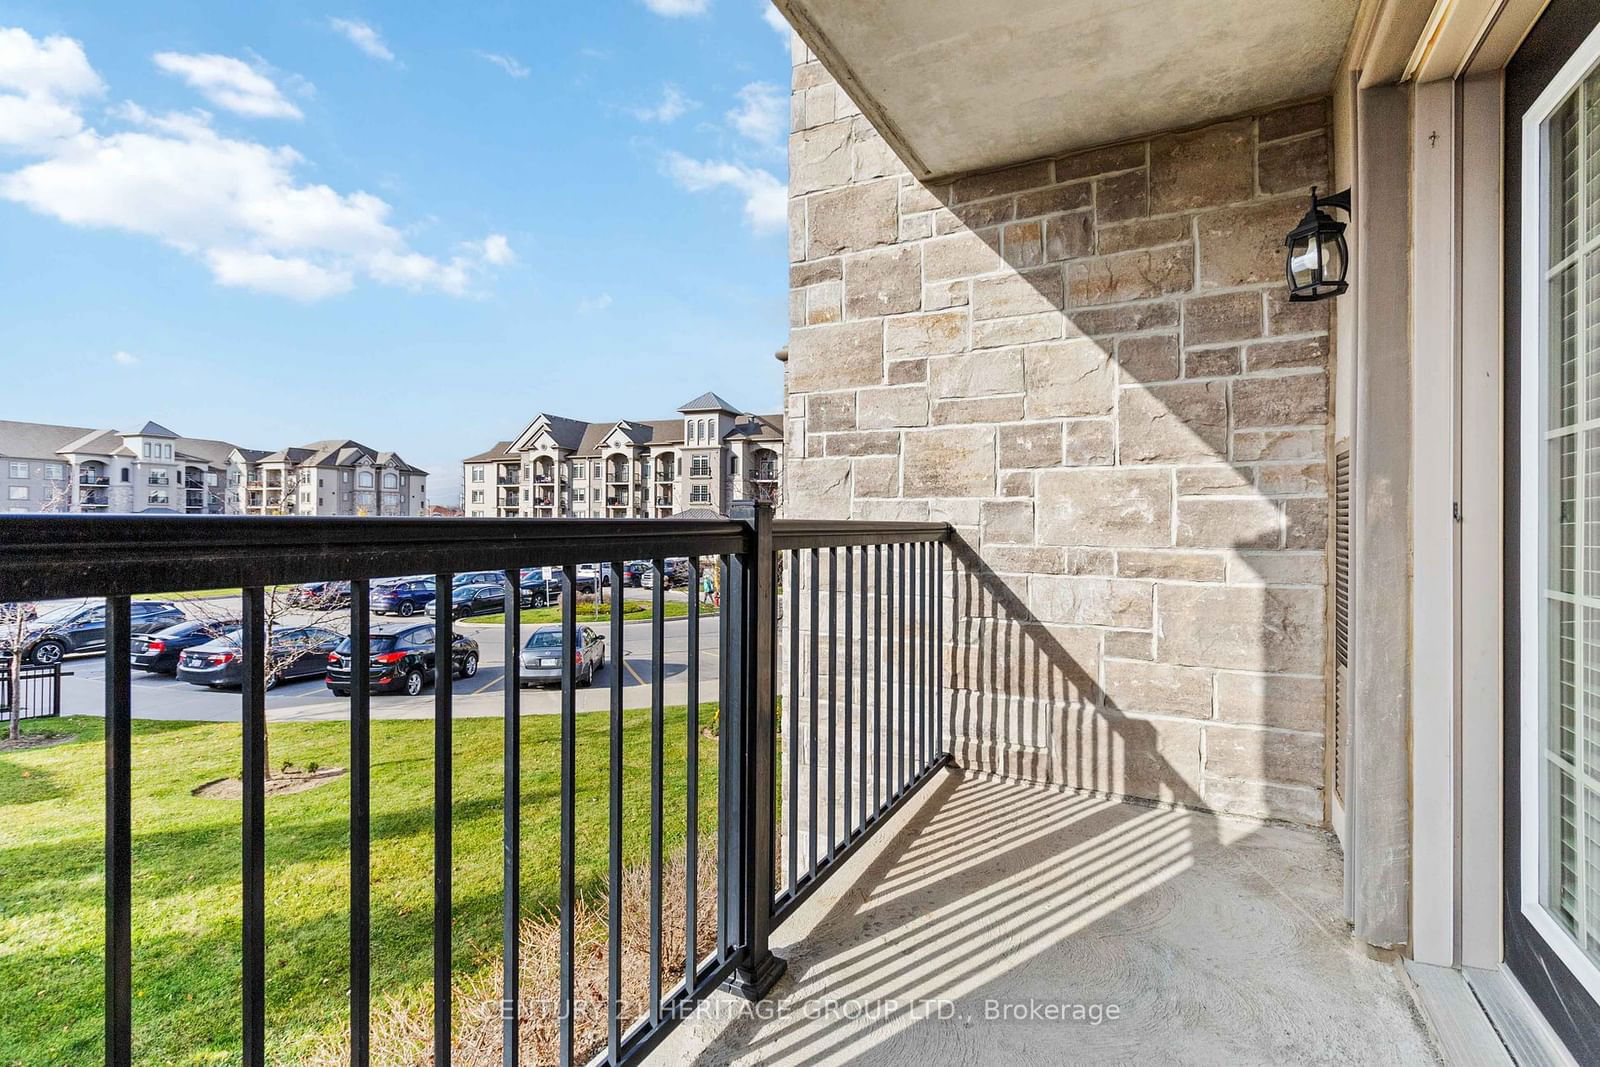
131;618;239;674
325;624;480;696
15;600;185;665
373;580;437;617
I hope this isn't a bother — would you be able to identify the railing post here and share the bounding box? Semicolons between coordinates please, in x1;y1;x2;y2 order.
724;500;787;1000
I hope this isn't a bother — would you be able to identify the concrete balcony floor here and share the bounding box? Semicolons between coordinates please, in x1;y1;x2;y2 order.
658;770;1440;1066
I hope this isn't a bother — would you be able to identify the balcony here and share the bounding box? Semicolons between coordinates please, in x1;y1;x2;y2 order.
78;474;110;487
751;465;778;482
496;476;521;486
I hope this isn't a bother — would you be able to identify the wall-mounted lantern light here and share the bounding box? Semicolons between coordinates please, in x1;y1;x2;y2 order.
1284;186;1352;302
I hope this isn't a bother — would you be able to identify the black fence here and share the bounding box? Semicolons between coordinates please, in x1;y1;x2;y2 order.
0;504;950;1067
0;662;62;720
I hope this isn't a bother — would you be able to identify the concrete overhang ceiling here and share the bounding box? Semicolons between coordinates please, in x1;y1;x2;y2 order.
778;0;1359;180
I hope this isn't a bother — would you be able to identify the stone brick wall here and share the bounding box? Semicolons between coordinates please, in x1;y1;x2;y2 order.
782;49;1332;826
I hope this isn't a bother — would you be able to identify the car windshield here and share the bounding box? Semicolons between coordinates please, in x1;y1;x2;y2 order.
525;631;562;649
30;603;85;625
335;635;397;654
453;587;479;600
168;621;234;637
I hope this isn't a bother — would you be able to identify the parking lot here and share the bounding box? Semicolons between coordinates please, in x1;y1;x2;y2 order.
35;588;722;722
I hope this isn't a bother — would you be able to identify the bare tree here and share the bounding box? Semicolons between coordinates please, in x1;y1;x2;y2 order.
1;480;73;739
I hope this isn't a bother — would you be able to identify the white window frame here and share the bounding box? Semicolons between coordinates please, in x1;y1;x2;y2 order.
8;485;29;500
1519;20;1600;1001
7;461;27;478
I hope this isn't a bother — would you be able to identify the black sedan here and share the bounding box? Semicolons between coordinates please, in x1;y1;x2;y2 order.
177;626;343;690
451;582;515;619
130;618;239;674
325;624;479;696
13;600;185;665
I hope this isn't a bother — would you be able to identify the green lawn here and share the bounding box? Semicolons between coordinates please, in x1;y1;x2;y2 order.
0;708;718;1066
471;596;707;628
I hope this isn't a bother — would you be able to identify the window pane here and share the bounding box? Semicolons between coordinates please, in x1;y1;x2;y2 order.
1553;265;1580;429
1552;95;1580;261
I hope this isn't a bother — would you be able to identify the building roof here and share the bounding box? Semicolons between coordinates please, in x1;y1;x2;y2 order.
0;419;98;461
678;391;740;413
252;439;427;475
129;420;178;438
42;422;236;468
467;395;783;466
463;441;516;463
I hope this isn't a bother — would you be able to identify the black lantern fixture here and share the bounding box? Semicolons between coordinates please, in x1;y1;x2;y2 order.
1284;186;1352;302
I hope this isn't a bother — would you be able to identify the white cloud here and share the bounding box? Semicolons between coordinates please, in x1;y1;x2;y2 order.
328;18;394;63
153;52;302;119
641;0;710;15
727;81;784;144
663;151;785;233
631;83;694;123
577;292;612;314
0;28;510;301
761;6;791;37
0;27;102;150
110;349;139;367
478;51;529;79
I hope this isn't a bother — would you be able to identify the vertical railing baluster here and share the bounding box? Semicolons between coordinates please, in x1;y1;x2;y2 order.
686;556;700;986
923;542;931;770
607;559;624;1061
807;548;819;880
433;572;454;1067
787;550;798;896
501;572;521;1066
874;545;883;818
884;545;895;805
826;547;837;862
908;543;918;781
242;587;267;1067
917;543;926;773
649;559;665;1022
105;595;132;1067
350;579;371;1067
558;566;576;1067
937;542;945;758
858;546;868;834
842;547;853;848
898;543;908;796
716;554;731;964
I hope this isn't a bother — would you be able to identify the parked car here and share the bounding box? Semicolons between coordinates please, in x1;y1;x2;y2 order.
452;571;534;608
518;624;606;687
518;570;558;607
325;624;479;697
600;561;649;588
640;559;692;590
130;618;239;674
450;582;512;619
285;581;352;609
373;580;437;617
176;626;342;690
11;600;185;665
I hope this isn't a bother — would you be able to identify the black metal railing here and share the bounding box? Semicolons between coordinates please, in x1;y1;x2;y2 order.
0;504;950;1067
0;662;63;719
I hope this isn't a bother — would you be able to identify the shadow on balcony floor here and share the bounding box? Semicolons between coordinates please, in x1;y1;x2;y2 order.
656;769;1440;1066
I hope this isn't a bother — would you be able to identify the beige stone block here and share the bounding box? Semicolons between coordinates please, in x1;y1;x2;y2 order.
788;289;806;327
1283;498;1329;548
931;349;1025;399
923;280;969;311
805;280;841;324
824;430;900;457
851;120;902;181
998;421;1063;469
1062;418;1115;465
1067;547;1116;575
1184;290;1264;345
801;84;836;128
788;197;805;263
981;498;1035;544
1022;339;1116;417
1116;333;1180;382
1255;462;1327;496
999;471;1033;497
953;160;1052;202
899;181;947;215
1202;776;1323;824
1071;301;1178;336
1002;220;1044;268
844;245;921;319
1233;372;1328;428
807;391;856;433
923;229;1006;280
1197;196;1306;288
1157;584;1323;672
971;268;1066;320
1031;576;1153;627
1176;465;1254;496
1205;724;1323;789
928;498;981;526
1149;119;1254;213
1060;704;1204;807
1097;216;1191;255
790;258;841;287
1227;551;1326;586
1068;245;1194;306
984;544;1066;574
1054;142;1147;182
1232;429;1324;462
885;309;968;359
886;358;928;384
1117;550;1226;581
793;61;829;91
1258;100;1327;142
1104;659;1214;718
783;458;851;518
1104;629;1154;661
1266;288;1330;336
1044;210;1096;262
936;197;1016;234
1246;337;1328;372
852;455;900;497
788;321;883;390
899;213;933;242
972;314;1062;349
1177;496;1280;549
1016;181;1093;218
1096;168;1149;224
934;395;1024;424
852;497;930;521
790;121;851;196
1036;467;1172;547
856;385;928;430
1185;346;1241;378
1119;381;1229;464
1258;133;1328;196
808;179;899;257
904;427;995;496
1214;672;1325;731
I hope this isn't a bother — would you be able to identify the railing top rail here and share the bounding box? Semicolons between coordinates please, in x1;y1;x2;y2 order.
770;519;951;550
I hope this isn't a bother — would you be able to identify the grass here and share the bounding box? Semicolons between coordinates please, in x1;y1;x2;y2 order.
471;596;708;628
0;706;718;1066
134;589;244;601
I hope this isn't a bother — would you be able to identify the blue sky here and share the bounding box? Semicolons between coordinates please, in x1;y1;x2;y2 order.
0;1;793;503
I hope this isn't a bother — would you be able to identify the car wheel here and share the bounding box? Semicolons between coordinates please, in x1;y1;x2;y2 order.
28;639;65;666
399;601;415;617
403;669;424;696
460;654;479;679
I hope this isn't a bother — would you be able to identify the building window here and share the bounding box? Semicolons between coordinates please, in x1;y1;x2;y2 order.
8;486;28;500
470;490;484;504
383;472;398;489
358;471;374;489
207;472;219;486
343;471;351;483
592;461;601;478
471;466;484;483
575;489;585;502
148;489;169;506
730;455;738;476
690;484;710;505
120;469;130;483
7;461;27;478
142;443;151;458
44;463;63;479
148;471;169;486
691;456;711;478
